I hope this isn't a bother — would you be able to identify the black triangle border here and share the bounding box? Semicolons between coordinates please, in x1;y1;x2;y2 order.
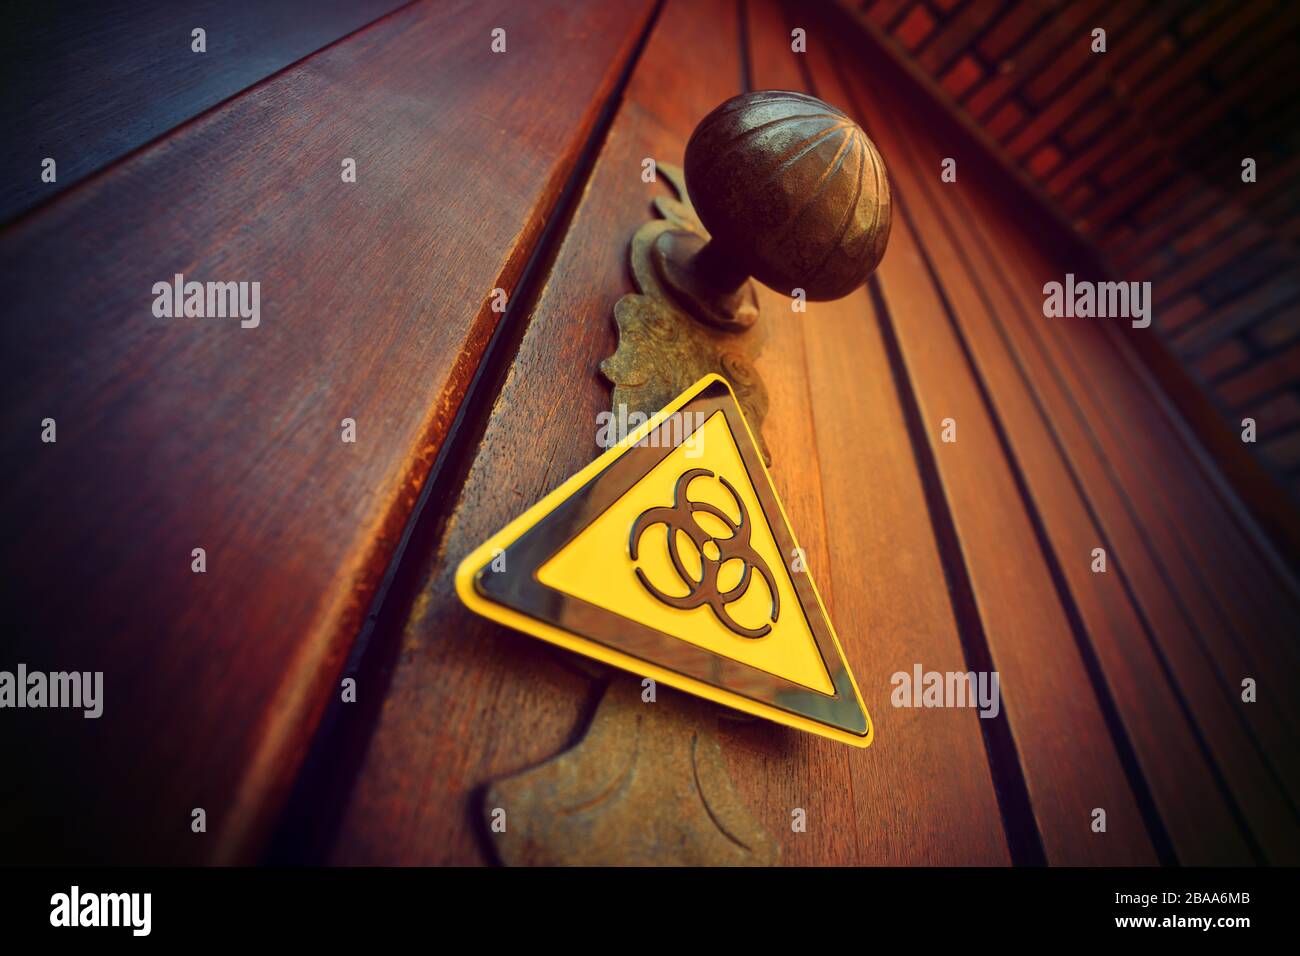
471;378;868;737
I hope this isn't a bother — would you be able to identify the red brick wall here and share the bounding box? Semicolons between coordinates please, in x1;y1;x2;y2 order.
841;0;1300;496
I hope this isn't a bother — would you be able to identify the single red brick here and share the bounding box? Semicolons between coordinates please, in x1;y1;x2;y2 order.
978;3;1044;61
1252;391;1300;437
1262;428;1300;471
1192;339;1249;381
1027;144;1064;179
1160;294;1208;333
987;100;1026;141
1097;140;1158;189
967;72;1016;116
866;0;910;28
897;4;937;50
1251;308;1300;350
1063;181;1095;212
1140;247;1177;274
941;54;983;99
1172;205;1242;257
1218;340;1300;407
1061;106;1111;149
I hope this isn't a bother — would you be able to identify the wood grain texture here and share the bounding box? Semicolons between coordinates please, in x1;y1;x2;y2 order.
329;0;1011;866
822;31;1159;864
332;0;1296;866
943;172;1300;856
486;678;780;866
327;0;745;866
1;0;410;221
840;0;1300;557
722;0;1010;865
828;2;1300;862
857;32;1289;864
921;59;1300;779
0;0;654;864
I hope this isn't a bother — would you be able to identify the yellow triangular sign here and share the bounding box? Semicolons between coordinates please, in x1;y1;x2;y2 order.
455;374;872;746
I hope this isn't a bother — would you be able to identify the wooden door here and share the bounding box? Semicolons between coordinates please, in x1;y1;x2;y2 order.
2;0;1295;867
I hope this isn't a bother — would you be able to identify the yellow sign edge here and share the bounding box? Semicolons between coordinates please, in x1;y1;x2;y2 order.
453;373;873;748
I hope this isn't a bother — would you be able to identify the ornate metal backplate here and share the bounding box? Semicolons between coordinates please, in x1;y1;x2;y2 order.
474;167;794;866
484;677;778;866
600;163;771;464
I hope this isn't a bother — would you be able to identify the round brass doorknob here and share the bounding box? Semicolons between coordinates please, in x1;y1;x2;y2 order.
654;90;892;330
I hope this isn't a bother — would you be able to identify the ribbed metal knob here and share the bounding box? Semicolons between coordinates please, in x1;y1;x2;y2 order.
684;90;892;301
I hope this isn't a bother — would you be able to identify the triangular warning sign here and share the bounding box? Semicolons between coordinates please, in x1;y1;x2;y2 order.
455;374;872;746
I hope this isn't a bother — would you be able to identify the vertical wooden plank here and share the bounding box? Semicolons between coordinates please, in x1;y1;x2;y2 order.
818;26;1159;864
954;179;1300;809
1;0;410;220
327;0;746;865
853;29;1297;863
927;77;1300;745
697;0;864;867
0;0;656;865
742;0;1009;864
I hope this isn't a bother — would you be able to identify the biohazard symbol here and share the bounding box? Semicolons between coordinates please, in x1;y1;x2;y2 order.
629;467;780;638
